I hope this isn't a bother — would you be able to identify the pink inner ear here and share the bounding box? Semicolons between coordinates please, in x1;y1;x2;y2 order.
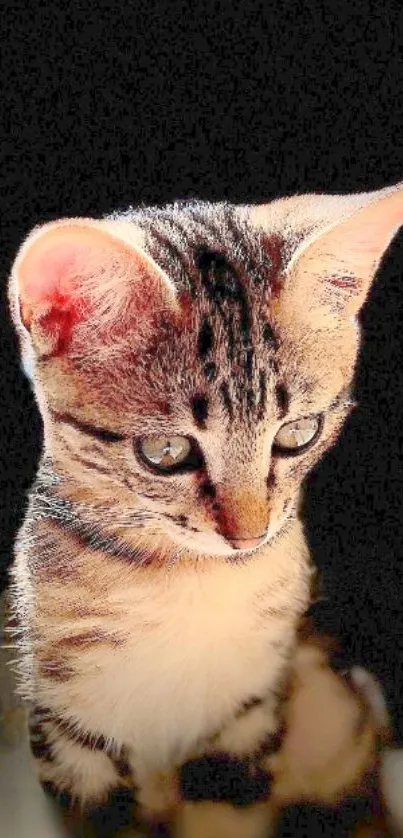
18;229;97;335
21;241;79;304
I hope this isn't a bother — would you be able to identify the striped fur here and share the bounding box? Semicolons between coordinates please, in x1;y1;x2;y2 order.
8;184;403;835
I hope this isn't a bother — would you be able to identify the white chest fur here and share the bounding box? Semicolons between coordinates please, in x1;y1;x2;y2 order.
35;521;311;772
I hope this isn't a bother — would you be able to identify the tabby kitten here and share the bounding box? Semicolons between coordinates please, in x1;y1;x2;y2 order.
7;182;403;837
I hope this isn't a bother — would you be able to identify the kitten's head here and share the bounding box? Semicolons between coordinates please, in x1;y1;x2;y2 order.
9;184;403;559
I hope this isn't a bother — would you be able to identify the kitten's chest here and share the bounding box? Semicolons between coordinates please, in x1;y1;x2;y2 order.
58;544;310;769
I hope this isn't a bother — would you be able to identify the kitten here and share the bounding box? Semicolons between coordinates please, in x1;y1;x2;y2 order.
7;182;403;837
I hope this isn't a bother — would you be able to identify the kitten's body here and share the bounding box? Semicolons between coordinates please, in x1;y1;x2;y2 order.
8;186;403;835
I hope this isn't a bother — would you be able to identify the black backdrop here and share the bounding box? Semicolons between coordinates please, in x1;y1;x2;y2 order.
2;0;403;740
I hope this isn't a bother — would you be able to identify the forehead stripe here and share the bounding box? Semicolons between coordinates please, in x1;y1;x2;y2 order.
198;317;214;358
275;383;289;418
191;395;209;427
257;370;267;420
220;381;234;421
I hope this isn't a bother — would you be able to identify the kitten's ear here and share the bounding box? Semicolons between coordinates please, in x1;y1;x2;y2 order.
10;219;177;357
281;183;403;325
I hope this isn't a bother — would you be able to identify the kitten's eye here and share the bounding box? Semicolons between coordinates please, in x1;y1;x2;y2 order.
138;435;196;473
273;416;322;454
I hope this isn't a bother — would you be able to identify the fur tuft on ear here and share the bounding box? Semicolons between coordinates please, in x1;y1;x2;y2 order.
248;181;403;326
9;219;177;359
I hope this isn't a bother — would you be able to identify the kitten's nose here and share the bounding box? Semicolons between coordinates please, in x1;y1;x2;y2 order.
228;534;267;551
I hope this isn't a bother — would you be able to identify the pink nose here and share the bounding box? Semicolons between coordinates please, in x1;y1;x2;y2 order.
228;534;267;551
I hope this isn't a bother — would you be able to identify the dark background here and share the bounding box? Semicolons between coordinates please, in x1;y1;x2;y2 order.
1;0;403;740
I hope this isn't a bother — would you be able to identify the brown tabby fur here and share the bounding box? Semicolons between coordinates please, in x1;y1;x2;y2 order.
7;183;403;836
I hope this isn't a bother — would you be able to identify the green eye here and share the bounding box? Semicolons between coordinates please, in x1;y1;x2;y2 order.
273;416;322;454
138;435;196;473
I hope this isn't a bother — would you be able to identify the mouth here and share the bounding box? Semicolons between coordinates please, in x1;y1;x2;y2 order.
164;519;271;558
226;534;268;552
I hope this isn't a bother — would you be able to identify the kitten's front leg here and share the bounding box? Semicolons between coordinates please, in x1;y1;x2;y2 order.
171;638;395;838
173;694;281;838
28;705;137;834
